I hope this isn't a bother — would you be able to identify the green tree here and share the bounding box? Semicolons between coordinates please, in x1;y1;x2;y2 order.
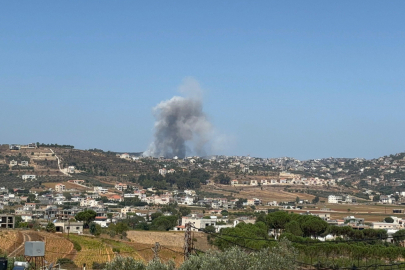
384;217;394;223
150;212;163;221
90;222;102;236
393;229;405;244
214;173;231;185
285;220;303;237
46;222;56;233
236;198;246;209
15;216;23;228
204;225;216;234
311;196;319;204
301;217;328;238
27;193;36;203
75;209;97;228
265;211;291;234
179;206;191;217
150;216;178;231
63;192;72;200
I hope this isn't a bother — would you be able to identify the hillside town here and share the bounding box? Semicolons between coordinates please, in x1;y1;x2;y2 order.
2;144;405;269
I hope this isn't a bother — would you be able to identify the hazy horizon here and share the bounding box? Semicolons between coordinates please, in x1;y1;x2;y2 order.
1;1;405;160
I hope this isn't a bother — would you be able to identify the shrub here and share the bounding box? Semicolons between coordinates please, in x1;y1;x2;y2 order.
71;240;82;251
93;262;107;269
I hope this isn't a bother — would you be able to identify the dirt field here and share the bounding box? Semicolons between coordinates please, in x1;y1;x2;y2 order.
127;230;213;252
0;230;23;253
202;185;316;202
286;203;405;222
43;181;89;191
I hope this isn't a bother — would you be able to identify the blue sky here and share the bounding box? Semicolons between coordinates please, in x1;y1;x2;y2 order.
1;1;405;160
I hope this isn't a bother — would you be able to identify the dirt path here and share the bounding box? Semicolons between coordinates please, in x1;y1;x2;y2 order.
49;148;71;177
105;247;111;262
9;232;31;257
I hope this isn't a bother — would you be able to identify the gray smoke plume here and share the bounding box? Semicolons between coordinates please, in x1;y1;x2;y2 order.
145;78;212;159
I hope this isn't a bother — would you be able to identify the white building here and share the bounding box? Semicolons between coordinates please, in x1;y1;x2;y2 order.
9;160;18;166
80;198;101;208
68;166;75;173
181;197;194;205
177;216;218;231
250;180;258;186
184;189;196;196
121;206;137;216
328;195;343;204
55;184;66;193
22;175;36;181
115;183;128;192
231;180;239;186
94;186;108;194
20;161;29;167
54;222;84;234
159;168;167;176
120;153;130;159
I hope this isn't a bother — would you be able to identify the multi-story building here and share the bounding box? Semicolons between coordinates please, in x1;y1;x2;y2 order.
55;184;66;193
328;195;343;204
115;183;127;192
0;215;15;228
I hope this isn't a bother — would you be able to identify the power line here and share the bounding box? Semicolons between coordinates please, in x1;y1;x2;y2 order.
160;246;183;255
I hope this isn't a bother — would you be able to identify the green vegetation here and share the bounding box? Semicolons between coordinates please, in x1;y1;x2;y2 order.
139;168;210;189
46;222;56;233
75;209;97;228
208;211;405;269
104;240;296;270
38;142;74;149
71;239;82;251
90;222;102;236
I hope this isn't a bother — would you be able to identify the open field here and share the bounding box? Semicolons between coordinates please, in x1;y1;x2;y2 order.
38;231;74;263
69;234;113;267
202;184;317;202
127;230;212;252
0;230;23;253
286;203;405;221
43;181;89;191
66;233;188;267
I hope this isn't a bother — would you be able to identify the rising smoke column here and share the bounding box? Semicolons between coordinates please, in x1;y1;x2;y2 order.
145;78;212;158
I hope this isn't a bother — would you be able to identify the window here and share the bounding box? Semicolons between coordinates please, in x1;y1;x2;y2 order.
76;227;80;230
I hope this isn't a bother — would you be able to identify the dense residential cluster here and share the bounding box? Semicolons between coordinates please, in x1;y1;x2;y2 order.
1;143;405;241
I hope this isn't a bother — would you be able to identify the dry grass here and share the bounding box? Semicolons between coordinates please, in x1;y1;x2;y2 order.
37;232;74;263
66;233;190;267
202;185;316;202
127;230;212;252
0;230;22;253
42;181;89;191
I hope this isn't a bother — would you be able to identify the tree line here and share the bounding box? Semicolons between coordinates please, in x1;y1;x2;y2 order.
210;211;405;269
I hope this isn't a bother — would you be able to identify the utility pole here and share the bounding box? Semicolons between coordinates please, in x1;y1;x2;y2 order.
67;217;70;240
151;242;161;261
183;222;194;261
